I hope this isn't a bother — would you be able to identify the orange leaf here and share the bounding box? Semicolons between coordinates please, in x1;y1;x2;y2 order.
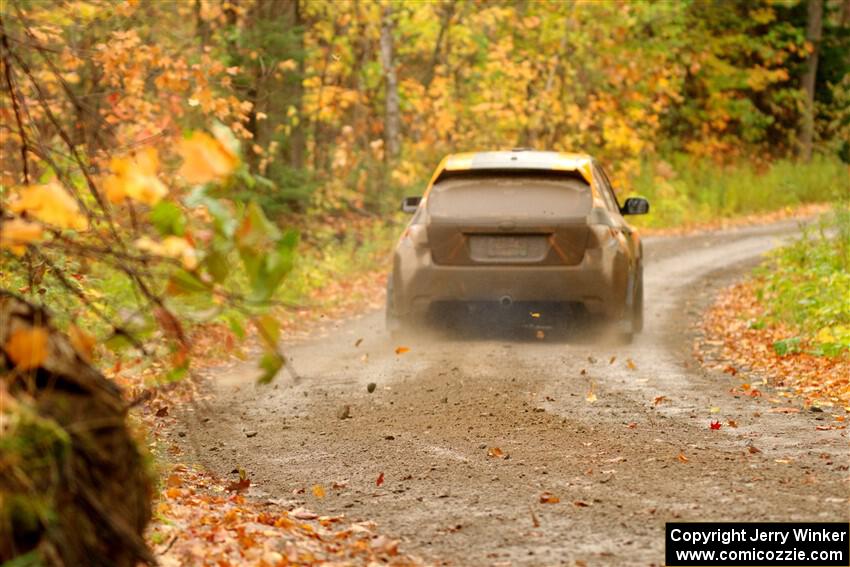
5;327;49;370
9;181;87;230
178;131;238;184
312;484;326;498
539;492;560;504
487;447;504;458
394;346;409;355
69;324;96;361
0;218;43;255
677;452;689;463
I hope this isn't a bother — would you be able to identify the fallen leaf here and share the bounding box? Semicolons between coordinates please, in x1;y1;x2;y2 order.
487;447;504;458
530;312;541;318
626;358;637;370
155;406;169;417
312;484;326;498
709;406;721;413
572;500;591;507
376;472;384;487
291;507;318;520
626;422;637;429
539;492;560;504
535;330;545;339
677;453;689;463
529;506;540;528
609;356;616;364
727;419;738;428
585;385;597;404
5;327;49;370
354;338;363;347
394;346;409;355
225;477;251;492
653;396;667;406
709;420;721;430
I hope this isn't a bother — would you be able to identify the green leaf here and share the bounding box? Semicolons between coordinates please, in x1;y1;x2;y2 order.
225;312;246;339
168;269;207;294
254;314;280;349
773;336;801;356
149;201;186;236
257;350;285;384
204;248;230;283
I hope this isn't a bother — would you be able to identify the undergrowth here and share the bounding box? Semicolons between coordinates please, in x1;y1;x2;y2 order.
629;155;848;228
753;204;850;357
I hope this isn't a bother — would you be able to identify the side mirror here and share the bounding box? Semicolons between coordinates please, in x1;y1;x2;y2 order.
621;197;649;215
401;196;422;213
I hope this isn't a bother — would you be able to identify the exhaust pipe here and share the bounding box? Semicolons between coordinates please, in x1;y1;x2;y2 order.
499;295;513;308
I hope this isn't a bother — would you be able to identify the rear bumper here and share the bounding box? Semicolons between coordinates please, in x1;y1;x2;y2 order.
392;240;630;320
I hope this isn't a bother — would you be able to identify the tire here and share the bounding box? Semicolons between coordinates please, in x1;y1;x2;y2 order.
632;269;644;334
615;268;643;344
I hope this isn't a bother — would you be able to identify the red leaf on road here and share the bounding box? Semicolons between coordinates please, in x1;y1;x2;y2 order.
709;420;721;430
376;472;384;487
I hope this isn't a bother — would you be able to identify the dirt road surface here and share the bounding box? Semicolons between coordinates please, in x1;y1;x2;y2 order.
179;220;849;566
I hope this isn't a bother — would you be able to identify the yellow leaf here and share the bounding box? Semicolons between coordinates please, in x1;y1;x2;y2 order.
626;358;637;370
312;484;325;499
177;131;238;185
278;59;298;72
9;181;88;230
69;324;96;361
586;384;597;403
5;327;49;370
0;218;43;255
135;236;197;269
104;148;167;206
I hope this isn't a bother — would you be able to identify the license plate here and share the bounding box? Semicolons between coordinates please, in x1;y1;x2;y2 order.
487;236;528;257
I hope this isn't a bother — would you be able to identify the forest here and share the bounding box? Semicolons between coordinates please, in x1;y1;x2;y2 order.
1;0;848;564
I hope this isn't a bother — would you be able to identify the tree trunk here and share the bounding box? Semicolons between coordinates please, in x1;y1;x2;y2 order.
380;5;400;162
288;0;306;170
0;292;153;566
799;0;823;162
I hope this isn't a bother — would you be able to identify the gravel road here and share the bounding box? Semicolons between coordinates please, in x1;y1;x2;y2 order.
179;220;849;566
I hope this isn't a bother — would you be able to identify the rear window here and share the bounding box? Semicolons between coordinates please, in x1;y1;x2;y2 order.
428;172;592;220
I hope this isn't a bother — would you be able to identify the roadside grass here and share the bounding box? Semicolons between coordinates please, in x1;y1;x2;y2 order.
755;204;850;357
628;155;848;228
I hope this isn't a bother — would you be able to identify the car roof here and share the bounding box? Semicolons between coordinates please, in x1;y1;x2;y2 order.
430;150;594;187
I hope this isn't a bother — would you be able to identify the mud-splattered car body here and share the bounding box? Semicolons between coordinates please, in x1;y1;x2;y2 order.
387;150;649;338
